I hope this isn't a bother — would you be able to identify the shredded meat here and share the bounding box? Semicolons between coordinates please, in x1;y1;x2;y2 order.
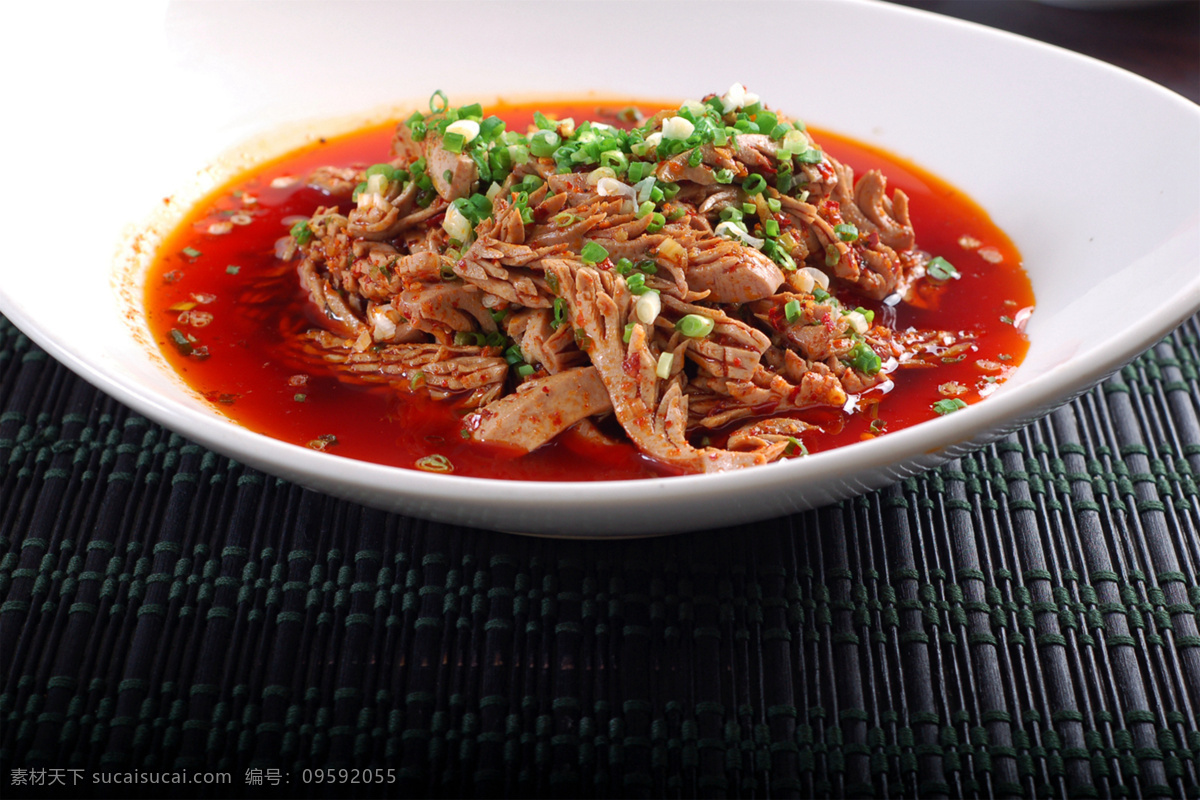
287;87;944;474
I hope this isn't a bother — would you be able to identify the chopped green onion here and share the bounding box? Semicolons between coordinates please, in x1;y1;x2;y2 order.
627;161;650;183
626;273;656;295
429;90;449;114
552;297;566;329
714;169;734;184
743;174;767;195
812;286;831;302
168;328;193;355
529;130;561;158
655;351;674;380
854;307;875;325
763;219;780;237
846;342;882;376
479;115;505;139
533;111;555;130
442;131;465;154
623;322;636;343
675;314;715;338
869;419;887;433
784;299;803;324
742;202;757;215
636;200;655;219
600;150;629;173
825;244;841;268
932;398;968;416
926;256;960;281
785;436;808;457
181;246;202;259
776;167;793;193
636;259;657;274
795;148;823;165
666;206;687;222
614;257;634;276
458;102;483;120
767;197;782;213
225;265;240;275
687;147;703;168
645;212;666;234
580;240;609;265
834;223;859;243
719;207;743;222
293;393;307;402
516;364;535;377
289;222;313;247
364;164;391;180
415;453;454;473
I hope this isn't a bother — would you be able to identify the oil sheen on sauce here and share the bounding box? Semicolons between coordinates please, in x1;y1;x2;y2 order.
145;101;1033;481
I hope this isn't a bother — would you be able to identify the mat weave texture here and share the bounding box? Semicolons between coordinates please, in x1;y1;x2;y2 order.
2;312;1199;798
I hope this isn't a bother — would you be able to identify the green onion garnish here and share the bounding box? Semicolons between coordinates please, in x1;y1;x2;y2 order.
226;265;240;275
784;299;803;325
926;256;960;281
429;90;449;114
442;132;465;154
675;314;715;338
847;342;882;376
743;174;767;195
415;454;454;473
182;247;202;259
580;241;609;265
529;130;561;158
785;436;808;457
626;273;655;295
932;398;968;416
168;328;193;355
834;223;859;243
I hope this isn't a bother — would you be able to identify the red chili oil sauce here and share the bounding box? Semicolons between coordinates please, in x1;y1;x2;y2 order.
144;101;1033;481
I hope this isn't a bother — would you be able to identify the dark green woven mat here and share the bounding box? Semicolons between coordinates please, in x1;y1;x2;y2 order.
2;312;1199;798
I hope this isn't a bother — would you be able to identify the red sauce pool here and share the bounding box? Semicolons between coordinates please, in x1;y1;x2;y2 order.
145;101;1033;481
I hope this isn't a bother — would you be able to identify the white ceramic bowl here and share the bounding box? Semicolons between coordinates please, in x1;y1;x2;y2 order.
1;1;1197;536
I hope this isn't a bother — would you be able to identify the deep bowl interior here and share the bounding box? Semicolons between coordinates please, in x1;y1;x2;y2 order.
0;1;1196;535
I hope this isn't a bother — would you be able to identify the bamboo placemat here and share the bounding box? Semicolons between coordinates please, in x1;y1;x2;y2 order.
2;312;1198;798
